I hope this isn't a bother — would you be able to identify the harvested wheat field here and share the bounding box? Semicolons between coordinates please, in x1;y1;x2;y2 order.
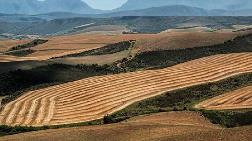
135;30;251;52
195;86;252;110
53;50;131;65
0;55;39;62
25;33;155;58
1;112;252;141
1;53;252;126
0;34;155;62
0;39;31;52
1;30;248;62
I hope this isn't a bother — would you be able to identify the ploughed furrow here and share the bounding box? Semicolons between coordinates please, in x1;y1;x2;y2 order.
1;53;252;126
195;85;252;110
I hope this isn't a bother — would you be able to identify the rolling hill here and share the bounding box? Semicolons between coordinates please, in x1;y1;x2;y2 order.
0;112;234;141
110;5;252;17
1;16;252;35
1;29;248;63
1;53;252;126
117;0;252;11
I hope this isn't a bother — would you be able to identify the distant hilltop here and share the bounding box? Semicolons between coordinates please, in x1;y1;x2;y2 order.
0;0;252;16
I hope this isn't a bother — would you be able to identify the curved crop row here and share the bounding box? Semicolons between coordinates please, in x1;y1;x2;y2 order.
195;86;252;110
1;53;252;126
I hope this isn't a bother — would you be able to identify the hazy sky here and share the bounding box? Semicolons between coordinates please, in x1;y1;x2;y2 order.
82;0;128;10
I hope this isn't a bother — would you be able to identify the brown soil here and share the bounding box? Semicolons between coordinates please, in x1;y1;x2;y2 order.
0;112;251;141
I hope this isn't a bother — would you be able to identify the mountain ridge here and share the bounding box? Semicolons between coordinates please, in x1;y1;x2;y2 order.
102;5;252;17
0;0;103;14
117;0;252;11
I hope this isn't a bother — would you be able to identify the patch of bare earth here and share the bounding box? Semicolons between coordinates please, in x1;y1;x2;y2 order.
0;111;224;141
1;112;251;141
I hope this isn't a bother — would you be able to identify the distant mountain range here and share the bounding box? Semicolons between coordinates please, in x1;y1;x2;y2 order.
0;0;102;15
117;0;252;11
2;16;252;36
104;5;252;17
0;0;252;16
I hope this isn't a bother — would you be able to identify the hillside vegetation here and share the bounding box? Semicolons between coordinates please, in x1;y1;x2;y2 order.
2;16;252;35
57;40;135;58
121;34;252;70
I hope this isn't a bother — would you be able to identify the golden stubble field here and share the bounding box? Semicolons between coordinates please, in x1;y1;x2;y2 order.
0;39;31;52
195;85;252;110
1;53;252;126
134;31;250;53
1;29;250;63
0;33;155;62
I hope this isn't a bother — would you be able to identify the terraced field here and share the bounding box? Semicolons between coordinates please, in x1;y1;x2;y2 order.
1;53;252;126
195;86;252;110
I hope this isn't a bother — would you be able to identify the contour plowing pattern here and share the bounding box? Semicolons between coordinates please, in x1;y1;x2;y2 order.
1;53;252;126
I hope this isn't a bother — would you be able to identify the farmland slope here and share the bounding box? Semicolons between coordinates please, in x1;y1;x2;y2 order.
0;112;251;141
1;53;252;126
196;85;252;110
